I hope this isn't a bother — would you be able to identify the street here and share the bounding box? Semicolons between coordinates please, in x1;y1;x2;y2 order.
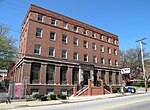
10;93;150;110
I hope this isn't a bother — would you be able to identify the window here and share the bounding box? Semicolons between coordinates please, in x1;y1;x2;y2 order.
107;36;111;43
73;26;78;32
51;18;56;25
114;49;117;55
31;63;41;84
84;54;88;62
46;65;54;84
109;71;112;84
73;52;78;60
93;56;97;63
49;47;55;57
113;39;117;44
101;71;105;82
62;49;67;59
60;67;67;84
73;37;78;46
108;59;112;65
61;89;67;95
62;34;67;43
100;34;103;40
115;60;118;66
92;32;96;37
108;47;111;54
46;89;54;95
62;21;68;29
83;29;87;35
101;57;105;64
92;43;96;50
83;40;88;48
37;14;43;21
36;27;42;37
100;45;104;52
31;89;39;95
34;44;41;55
50;32;56;41
116;72;119;84
73;69;78;84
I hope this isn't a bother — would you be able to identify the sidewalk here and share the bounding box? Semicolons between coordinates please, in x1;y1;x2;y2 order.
0;90;148;110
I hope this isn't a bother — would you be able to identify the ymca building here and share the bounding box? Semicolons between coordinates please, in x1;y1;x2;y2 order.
10;4;122;95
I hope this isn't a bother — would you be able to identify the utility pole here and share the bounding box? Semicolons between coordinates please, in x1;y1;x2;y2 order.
136;38;147;92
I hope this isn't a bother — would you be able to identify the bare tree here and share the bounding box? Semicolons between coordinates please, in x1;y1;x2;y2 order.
120;47;150;80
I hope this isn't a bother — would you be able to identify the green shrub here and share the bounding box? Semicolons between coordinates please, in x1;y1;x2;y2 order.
61;95;67;100
33;94;44;100
41;96;48;101
50;94;57;100
57;94;62;99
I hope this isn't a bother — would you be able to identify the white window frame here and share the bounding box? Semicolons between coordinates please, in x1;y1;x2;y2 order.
34;44;41;55
73;37;78;46
73;52;78;60
73;26;78;32
114;49;117;55
93;56;97;63
49;47;55;57
50;32;56;41
83;29;87;35
100;34;103;40
50;18;57;26
115;60;118;66
84;54;88;62
62;34;67;43
36;27;42;38
62;21;68;29
113;39;117;44
62;49;67;59
107;37;111;43
37;14;43;22
92;32;96;38
83;40;88;48
101;57;105;64
100;45;104;52
108;59;112;65
92;43;96;50
108;47;111;54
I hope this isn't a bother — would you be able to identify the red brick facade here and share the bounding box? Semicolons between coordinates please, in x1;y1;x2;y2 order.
11;4;122;95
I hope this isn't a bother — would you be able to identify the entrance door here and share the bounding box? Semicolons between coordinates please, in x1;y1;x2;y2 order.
83;71;90;85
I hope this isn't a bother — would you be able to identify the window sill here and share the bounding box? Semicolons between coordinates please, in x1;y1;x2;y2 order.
36;36;42;39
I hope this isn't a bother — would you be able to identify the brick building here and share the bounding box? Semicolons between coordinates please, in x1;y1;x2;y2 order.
10;4;122;95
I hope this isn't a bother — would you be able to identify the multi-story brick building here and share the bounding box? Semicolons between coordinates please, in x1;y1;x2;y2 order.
11;4;122;95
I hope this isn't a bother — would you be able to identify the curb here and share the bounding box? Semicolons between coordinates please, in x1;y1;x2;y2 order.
0;92;147;110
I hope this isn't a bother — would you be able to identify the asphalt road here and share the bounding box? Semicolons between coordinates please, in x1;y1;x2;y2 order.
10;93;150;110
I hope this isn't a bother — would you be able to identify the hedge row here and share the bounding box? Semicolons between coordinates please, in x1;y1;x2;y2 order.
129;82;150;87
33;94;67;101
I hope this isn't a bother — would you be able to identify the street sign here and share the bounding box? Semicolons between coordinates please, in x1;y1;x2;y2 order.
121;68;130;74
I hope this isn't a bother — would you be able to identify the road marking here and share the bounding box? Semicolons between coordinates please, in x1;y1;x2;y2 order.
96;98;150;110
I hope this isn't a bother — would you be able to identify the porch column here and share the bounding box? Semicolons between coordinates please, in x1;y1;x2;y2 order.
67;66;73;85
105;71;109;85
54;65;60;85
79;67;83;84
40;63;47;84
90;70;94;86
22;62;31;84
97;70;101;81
112;72;116;85
118;72;123;85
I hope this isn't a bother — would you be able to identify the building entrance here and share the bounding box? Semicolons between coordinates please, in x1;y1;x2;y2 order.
83;71;90;85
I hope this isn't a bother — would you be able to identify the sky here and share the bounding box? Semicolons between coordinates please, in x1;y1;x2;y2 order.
0;0;150;52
